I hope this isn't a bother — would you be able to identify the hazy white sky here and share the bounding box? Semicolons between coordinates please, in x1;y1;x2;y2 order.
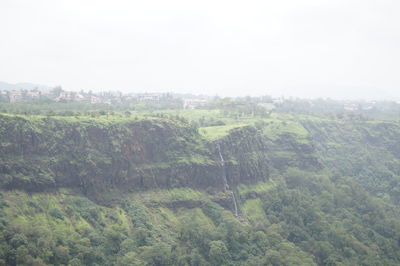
0;0;399;99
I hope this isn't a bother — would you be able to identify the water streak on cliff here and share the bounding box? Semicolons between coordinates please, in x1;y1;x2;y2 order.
218;144;239;217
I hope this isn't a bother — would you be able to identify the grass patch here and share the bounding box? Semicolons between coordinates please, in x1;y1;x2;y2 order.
237;181;275;198
176;208;215;228
133;188;205;204
262;120;310;142
241;198;268;225
200;124;247;141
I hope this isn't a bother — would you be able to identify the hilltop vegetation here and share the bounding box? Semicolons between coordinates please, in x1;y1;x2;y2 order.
0;100;400;265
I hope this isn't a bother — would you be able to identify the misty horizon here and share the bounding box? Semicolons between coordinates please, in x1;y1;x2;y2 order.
1;0;399;100
1;80;399;102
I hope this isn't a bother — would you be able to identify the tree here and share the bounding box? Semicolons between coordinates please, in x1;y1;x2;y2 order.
208;240;230;265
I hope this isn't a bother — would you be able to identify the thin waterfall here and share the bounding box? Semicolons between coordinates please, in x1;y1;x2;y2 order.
217;144;239;217
230;191;239;217
217;144;229;190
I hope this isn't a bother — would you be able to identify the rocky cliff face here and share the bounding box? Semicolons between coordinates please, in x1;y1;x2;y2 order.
0;115;214;192
0;115;322;196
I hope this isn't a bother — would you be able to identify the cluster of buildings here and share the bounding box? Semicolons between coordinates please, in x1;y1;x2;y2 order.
3;88;394;113
0;88;214;109
0;89;113;104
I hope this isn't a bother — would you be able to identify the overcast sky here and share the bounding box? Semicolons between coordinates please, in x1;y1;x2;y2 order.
0;0;399;99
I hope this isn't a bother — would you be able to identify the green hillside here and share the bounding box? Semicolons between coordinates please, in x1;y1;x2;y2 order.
0;110;400;265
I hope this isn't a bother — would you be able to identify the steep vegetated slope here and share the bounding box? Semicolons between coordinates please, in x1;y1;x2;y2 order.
0;113;399;265
301;119;400;204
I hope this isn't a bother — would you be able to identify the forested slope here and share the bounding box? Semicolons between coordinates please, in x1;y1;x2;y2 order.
302;119;400;204
0;113;399;265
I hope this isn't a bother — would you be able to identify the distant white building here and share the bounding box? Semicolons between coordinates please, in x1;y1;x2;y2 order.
75;93;86;101
183;99;207;109
344;103;358;111
9;91;23;102
55;91;75;102
40;90;52;97
90;95;102;104
138;93;162;102
26;91;41;99
272;98;284;104
362;105;374;110
257;103;275;111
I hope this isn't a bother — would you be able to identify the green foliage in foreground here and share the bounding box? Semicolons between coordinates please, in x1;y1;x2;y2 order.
0;168;400;266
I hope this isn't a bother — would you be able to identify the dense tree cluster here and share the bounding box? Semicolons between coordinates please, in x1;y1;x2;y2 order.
1;168;399;265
